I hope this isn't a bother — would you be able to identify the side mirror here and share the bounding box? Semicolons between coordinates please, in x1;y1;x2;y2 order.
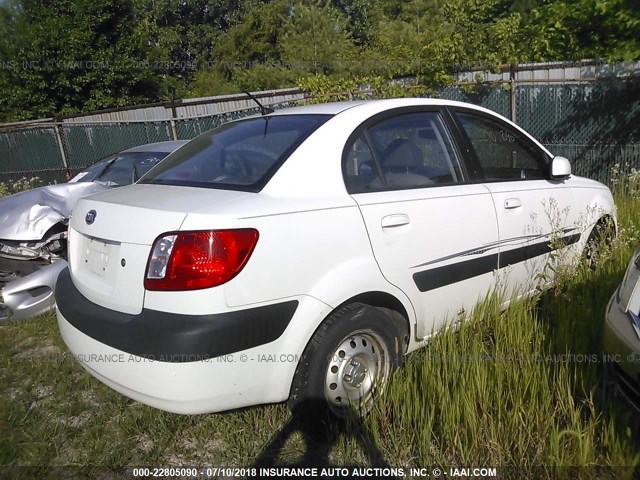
550;156;571;179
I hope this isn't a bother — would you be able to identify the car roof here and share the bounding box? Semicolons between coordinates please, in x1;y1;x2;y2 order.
122;140;189;154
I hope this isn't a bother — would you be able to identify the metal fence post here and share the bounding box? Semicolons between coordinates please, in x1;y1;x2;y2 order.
53;122;69;170
169;99;179;141
510;64;517;123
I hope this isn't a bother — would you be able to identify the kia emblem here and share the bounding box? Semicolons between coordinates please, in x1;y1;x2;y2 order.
85;210;97;225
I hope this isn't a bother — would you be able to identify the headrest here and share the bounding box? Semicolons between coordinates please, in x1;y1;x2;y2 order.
381;138;423;168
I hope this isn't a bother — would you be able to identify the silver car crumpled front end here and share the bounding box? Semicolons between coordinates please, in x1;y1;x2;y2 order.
0;228;69;322
0;213;69;322
0;231;66;262
0;182;107;322
0;221;69;322
0;260;67;322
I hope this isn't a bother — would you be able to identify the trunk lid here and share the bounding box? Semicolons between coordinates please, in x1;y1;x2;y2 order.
68;184;250;314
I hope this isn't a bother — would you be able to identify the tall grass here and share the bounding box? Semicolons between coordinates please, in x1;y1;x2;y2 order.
2;182;640;475
365;188;640;476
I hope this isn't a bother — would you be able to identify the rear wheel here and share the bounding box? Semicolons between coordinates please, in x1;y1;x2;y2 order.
288;302;407;418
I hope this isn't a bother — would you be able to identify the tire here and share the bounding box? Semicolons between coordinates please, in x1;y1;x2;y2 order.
584;219;615;270
288;302;407;418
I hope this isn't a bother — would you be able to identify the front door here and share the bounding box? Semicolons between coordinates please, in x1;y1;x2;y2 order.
452;109;579;300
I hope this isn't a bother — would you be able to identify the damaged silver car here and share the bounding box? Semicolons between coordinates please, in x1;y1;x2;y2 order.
0;140;187;321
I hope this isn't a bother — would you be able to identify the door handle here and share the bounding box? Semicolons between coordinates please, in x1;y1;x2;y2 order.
381;214;410;228
504;198;522;209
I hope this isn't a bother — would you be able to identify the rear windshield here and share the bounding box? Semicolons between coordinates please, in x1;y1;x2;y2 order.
138;114;331;191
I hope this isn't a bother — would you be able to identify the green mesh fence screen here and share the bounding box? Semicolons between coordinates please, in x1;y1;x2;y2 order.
517;81;640;184
431;80;640;184
0;84;638;186
432;85;512;119
0;127;65;183
60;121;174;170
174;107;262;139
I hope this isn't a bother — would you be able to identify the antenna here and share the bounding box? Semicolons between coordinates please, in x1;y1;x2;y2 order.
242;90;274;115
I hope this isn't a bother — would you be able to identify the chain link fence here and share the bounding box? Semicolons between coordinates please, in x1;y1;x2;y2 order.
432;79;640;184
433;84;512;119
0;74;638;186
0;126;66;184
61;121;175;172
517;81;640;184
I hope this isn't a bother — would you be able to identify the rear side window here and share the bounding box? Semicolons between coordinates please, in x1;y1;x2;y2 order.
139;115;331;191
344;111;463;193
344;136;379;192
456;112;549;181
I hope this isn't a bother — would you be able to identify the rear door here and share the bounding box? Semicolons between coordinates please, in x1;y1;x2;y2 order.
450;108;579;300
344;108;500;338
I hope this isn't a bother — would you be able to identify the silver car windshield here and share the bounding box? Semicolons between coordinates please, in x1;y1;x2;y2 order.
70;152;170;186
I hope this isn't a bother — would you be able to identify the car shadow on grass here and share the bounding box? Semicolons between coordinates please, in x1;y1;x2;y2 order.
251;400;397;479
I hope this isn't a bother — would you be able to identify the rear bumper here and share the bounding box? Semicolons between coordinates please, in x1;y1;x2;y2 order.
55;267;298;361
57;311;296;413
604;289;640;408
55;267;332;414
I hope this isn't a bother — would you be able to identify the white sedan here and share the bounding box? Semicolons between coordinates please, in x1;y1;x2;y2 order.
55;99;616;416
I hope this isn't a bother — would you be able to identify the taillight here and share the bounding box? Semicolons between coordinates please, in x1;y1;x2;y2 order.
144;229;259;291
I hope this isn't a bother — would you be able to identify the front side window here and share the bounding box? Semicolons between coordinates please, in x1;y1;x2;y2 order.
456;112;549;181
139;115;331;191
344;111;463;192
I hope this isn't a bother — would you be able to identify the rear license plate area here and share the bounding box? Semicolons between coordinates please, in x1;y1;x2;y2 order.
84;237;119;278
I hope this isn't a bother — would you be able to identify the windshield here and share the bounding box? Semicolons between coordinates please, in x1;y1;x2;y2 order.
69;151;171;186
138;114;331;192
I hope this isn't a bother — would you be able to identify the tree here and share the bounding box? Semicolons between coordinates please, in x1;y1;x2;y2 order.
195;0;359;96
0;0;158;121
331;0;382;46
279;1;356;75
212;0;291;63
135;0;245;95
526;0;640;61
1;0;638;122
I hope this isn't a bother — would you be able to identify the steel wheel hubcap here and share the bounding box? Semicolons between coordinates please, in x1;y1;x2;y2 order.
324;330;390;413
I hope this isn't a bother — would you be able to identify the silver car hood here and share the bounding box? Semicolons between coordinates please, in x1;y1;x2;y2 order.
0;182;108;241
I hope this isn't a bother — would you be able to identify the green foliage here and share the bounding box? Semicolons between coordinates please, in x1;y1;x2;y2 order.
331;0;382;46
297;72;430;103
189;69;241;98
421;0;524;72
186;0;294;97
525;0;640;61
0;176;42;197
279;1;356;76
0;0;157;121
0;0;638;121
297;75;362;103
213;0;290;63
